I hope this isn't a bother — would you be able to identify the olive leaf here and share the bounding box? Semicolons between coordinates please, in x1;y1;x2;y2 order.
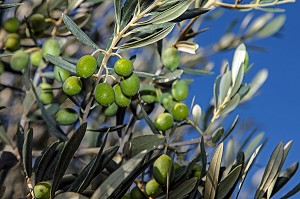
22;128;33;178
45;54;76;74
256;14;286;38
0;3;22;9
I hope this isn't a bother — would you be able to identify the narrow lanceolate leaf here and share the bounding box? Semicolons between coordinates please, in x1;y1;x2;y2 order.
214;75;221;109
124;134;165;157
169;177;198;199
51;123;87;197
45;54;76;74
0;124;12;145
31;82;68;141
171;8;209;22
244;132;265;161
219;94;240;116
256;15;286;38
219;71;232;105
204;143;224;199
62;14;99;50
114;0;122;30
55;192;88;199
35;141;60;183
231;43;246;86
237;144;263;199
91;150;147;199
255;142;284;199
230;63;245;97
134;71;165;79
216;165;242;199
142;0;194;24
22;129;33;178
271;162;299;197
127;23;174;34
281;182;300;199
140;104;160;134
118;24;175;50
76;134;116;192
120;0;138;29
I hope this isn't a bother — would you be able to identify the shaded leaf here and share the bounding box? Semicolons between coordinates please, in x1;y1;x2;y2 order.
169;177;198;199
0;3;22;9
55;192;88;199
31;82;68;141
120;0;138;29
91;150;147;199
204;143;224;199
140;104;160;134
281;182;300;199
51;123;87;197
220;115;239;143
127;23;174;34
114;0;122;30
171;8;209;22
214;75;221;109
156;69;183;83
216;165;242;199
62;14;99;50
134;71;166;79
0;124;12;145
180;67;213;75
244;132;264;161
124;134;165;157
87;124;127;133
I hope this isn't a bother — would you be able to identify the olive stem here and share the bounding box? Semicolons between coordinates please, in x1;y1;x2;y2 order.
91;48;107;57
82;0;163;123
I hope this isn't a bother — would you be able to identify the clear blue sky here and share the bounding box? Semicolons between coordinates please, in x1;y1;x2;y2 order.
188;1;300;197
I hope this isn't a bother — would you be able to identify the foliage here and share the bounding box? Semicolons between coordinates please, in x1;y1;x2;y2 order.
0;0;298;199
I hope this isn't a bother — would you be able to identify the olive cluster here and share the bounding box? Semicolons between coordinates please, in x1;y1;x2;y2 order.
153;79;190;131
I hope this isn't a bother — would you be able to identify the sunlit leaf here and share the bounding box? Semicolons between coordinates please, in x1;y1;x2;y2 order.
219;71;232;105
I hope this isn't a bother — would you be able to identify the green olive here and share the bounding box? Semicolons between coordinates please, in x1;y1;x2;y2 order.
94;83;115;106
38;83;53;104
114;58;133;77
33;181;51;199
162;47;180;72
171;103;189;121
5;33;20;51
113;84;131;107
159;93;173;109
30;50;42;67
54;66;70;82
145;179;162;197
63;76;82;96
29;14;46;33
104;102;118;117
42;39;61;59
154;113;174;131
171;80;189;101
10;50;29;71
4;17;20;33
120;73;140;97
153;154;174;186
140;85;157;104
76;55;97;78
55;108;78;125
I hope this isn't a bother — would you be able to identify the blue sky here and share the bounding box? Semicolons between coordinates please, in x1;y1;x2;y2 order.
188;1;300;197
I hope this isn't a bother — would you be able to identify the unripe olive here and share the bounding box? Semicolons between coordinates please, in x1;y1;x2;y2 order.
76;55;97;78
33;181;51;199
38;83;53;104
154;113;174;131
4;18;20;33
140;85;157;104
94;83;115;106
54;66;70;82
55;108;78;125
171;103;189;121
162;47;180;71
63;76;82;96
159;93;173;109
145;179;162;197
171;80;189;101
130;186;145;199
30;50;42;67
114;58;133;77
10;50;29;71
104;103;118;117
29;14;46;33
113;84;131;107
42;39;61;59
120;73;140;97
5;33;20;51
153;154;174;186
